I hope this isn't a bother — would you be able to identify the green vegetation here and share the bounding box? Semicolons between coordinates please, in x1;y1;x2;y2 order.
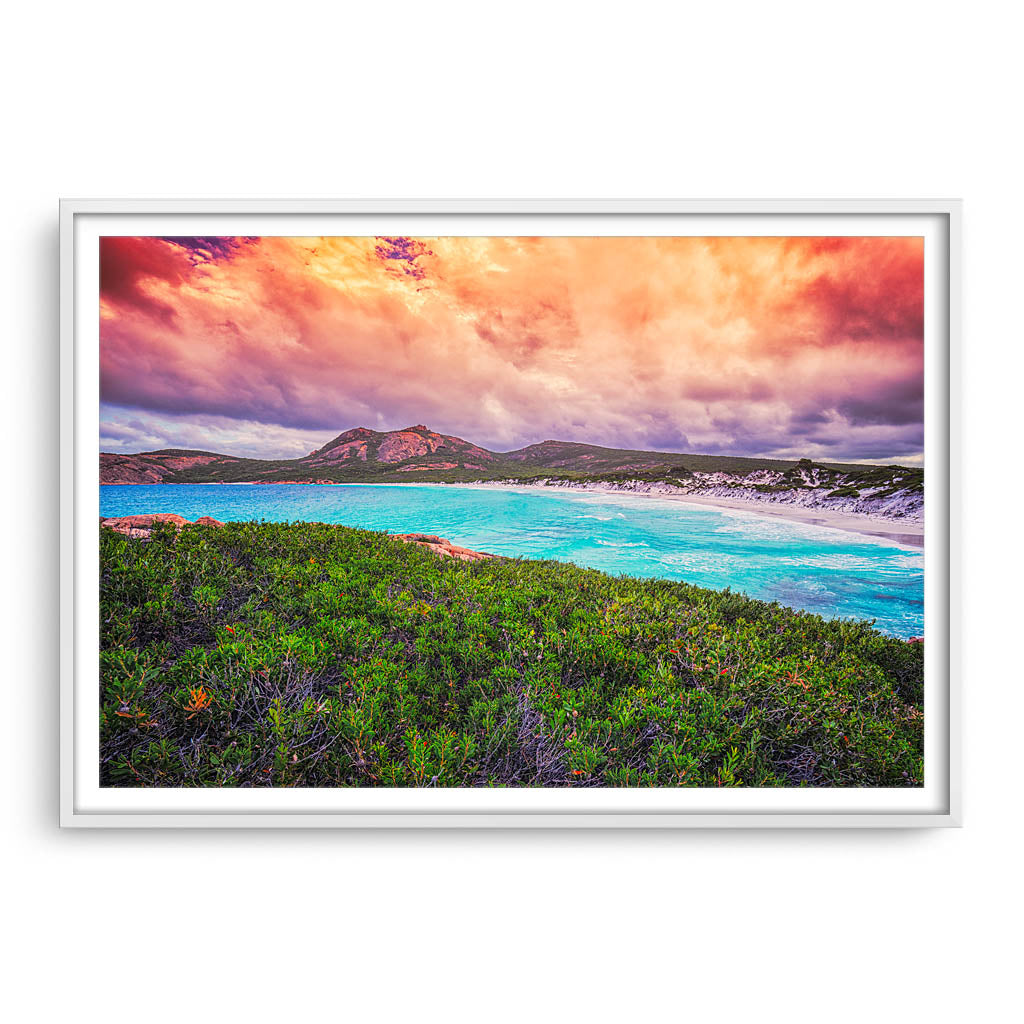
152;456;920;496
843;465;925;497
101;520;923;788
541;467;694;489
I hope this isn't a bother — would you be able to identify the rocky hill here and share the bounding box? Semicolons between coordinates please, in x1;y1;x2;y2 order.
99;449;245;484
306;425;495;471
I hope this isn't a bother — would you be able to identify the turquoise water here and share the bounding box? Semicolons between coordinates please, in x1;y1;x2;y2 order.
100;483;924;638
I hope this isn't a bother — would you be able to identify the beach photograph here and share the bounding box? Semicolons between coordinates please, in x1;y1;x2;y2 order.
98;234;925;788
16;4;1016;1016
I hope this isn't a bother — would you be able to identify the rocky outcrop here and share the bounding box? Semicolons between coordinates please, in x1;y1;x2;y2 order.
391;533;500;562
100;513;190;538
100;451;236;484
377;429;447;463
99;455;170;484
100;513;225;539
307;430;371;462
395;462;460;472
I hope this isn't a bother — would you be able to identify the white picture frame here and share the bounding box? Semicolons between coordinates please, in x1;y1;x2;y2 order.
60;198;960;828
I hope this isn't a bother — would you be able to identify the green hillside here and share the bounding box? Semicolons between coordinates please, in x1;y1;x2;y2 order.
100;520;924;788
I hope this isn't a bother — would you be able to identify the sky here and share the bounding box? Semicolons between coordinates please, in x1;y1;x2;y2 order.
99;234;924;464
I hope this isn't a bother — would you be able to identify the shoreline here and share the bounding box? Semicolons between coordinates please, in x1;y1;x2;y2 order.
621;490;923;548
103;478;923;549
391;480;925;549
358;481;921;552
380;481;925;552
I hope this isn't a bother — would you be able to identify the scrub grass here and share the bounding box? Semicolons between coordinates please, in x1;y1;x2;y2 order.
100;520;924;788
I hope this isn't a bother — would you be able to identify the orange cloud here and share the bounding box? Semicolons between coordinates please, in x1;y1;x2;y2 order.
99;234;923;461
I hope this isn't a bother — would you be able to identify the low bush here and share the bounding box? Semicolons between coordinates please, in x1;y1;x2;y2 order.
100;521;924;788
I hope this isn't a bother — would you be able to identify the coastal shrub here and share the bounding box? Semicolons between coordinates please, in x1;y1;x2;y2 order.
100;521;924;788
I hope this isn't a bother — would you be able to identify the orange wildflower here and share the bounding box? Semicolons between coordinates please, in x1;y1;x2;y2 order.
184;685;212;719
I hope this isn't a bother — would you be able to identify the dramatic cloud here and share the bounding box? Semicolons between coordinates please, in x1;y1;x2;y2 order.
99;234;924;462
99;410;327;460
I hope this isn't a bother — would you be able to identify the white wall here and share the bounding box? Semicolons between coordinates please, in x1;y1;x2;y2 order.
4;2;1019;1020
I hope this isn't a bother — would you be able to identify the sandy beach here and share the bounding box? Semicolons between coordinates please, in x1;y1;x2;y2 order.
456;480;924;549
652;492;923;548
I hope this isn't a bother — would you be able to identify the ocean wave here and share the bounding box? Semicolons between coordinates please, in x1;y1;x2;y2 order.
774;552;924;571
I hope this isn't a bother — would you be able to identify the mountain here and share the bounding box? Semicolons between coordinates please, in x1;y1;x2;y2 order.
499;439;815;476
305;425;496;470
99;424;923;523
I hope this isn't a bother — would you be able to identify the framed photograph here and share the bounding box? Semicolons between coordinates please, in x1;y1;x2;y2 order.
60;199;959;827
